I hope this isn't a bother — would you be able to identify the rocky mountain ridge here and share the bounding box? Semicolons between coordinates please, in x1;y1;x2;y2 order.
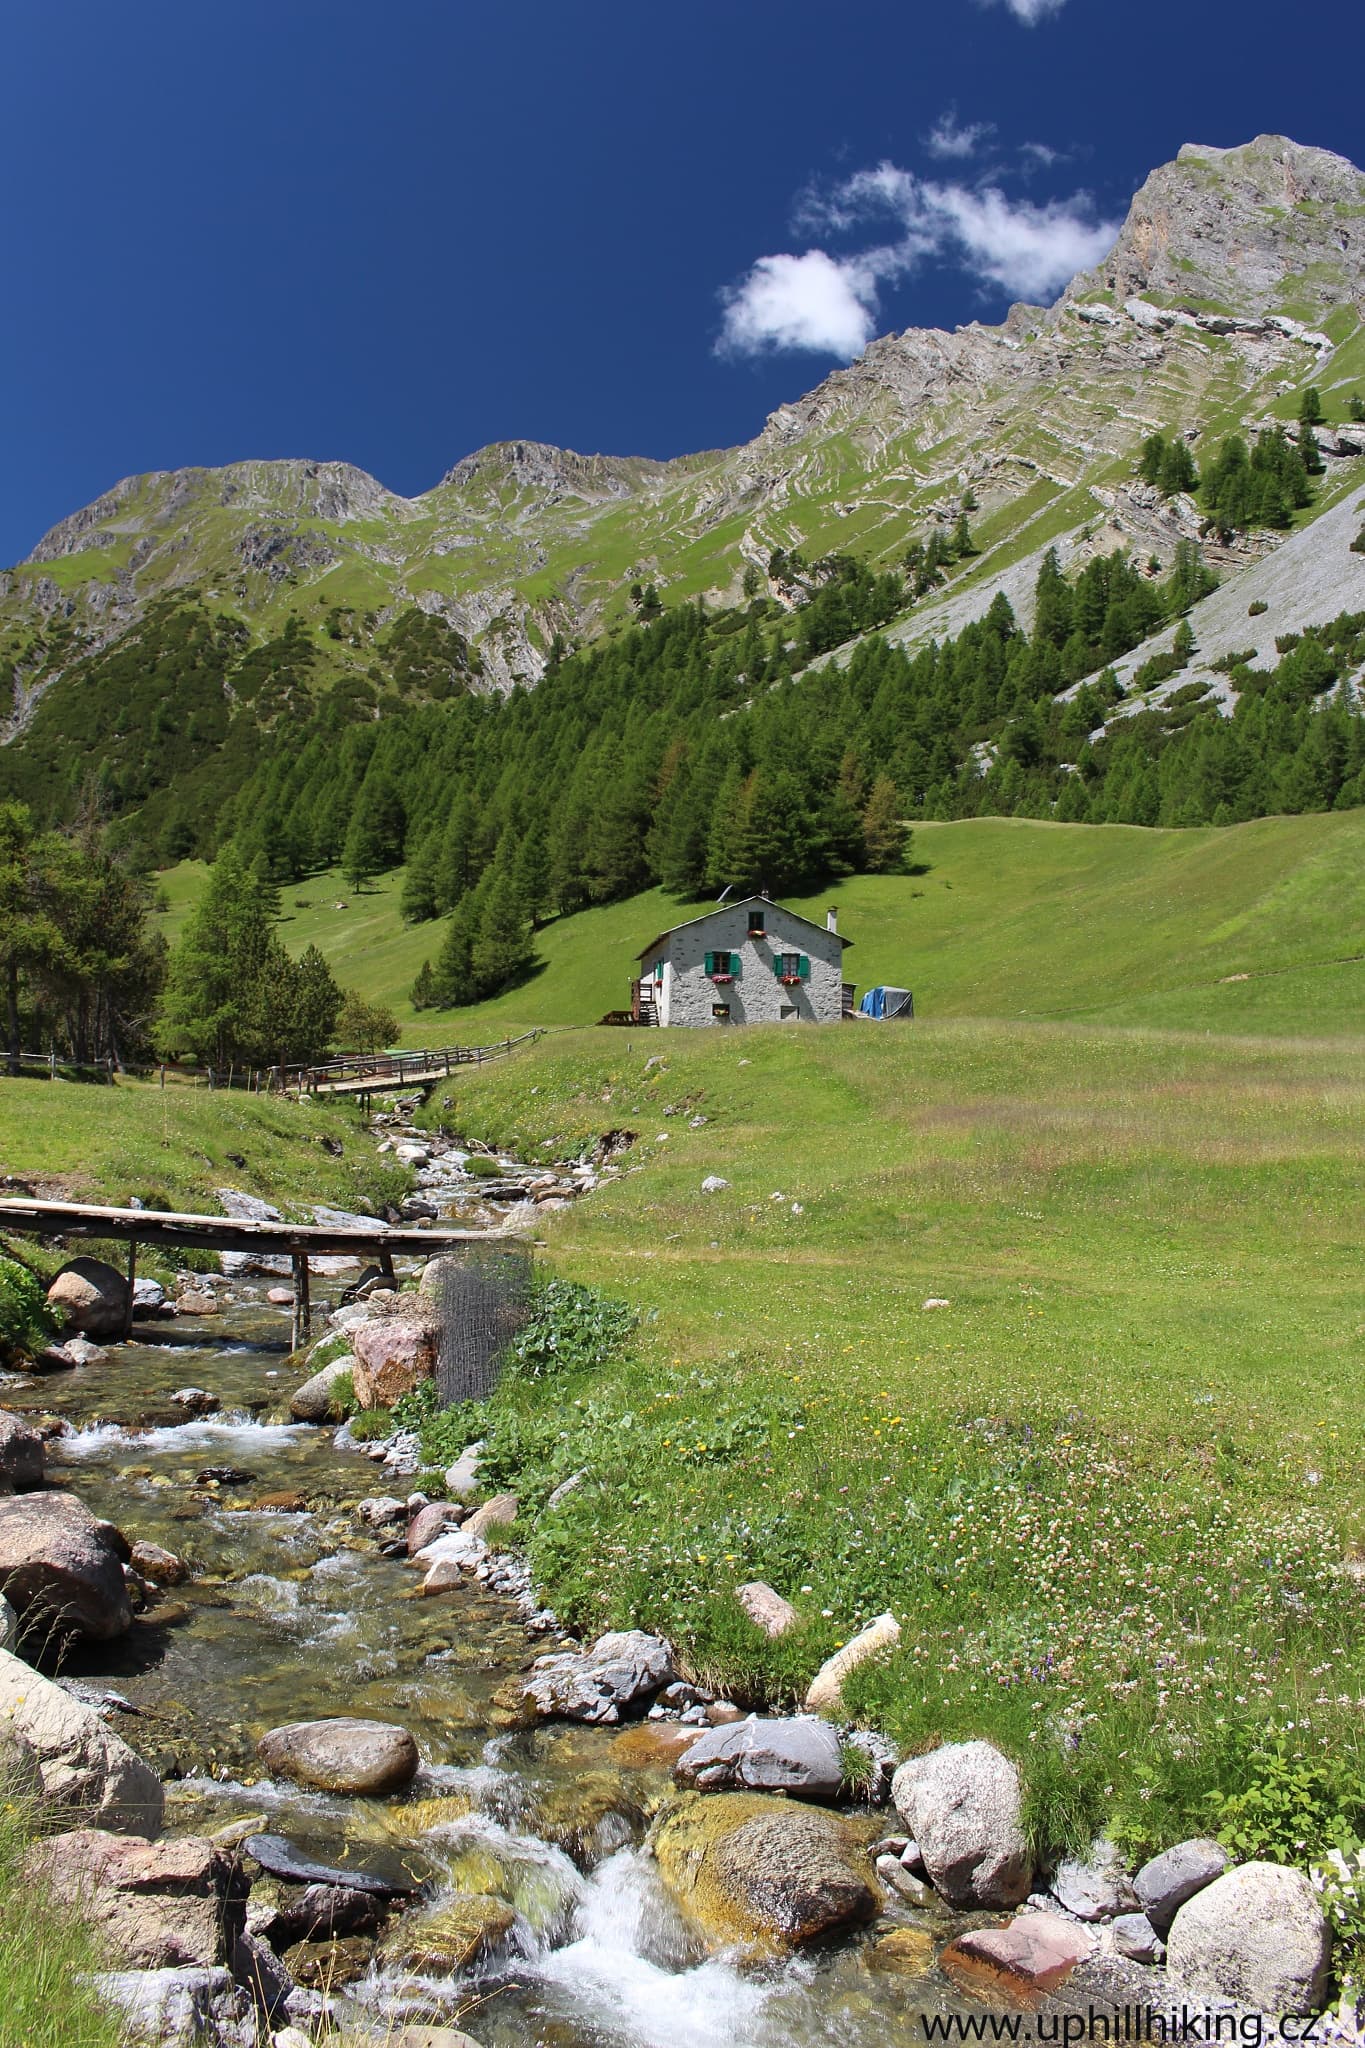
2;135;1363;737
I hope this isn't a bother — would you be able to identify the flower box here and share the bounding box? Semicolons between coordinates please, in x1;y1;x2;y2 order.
710;972;734;984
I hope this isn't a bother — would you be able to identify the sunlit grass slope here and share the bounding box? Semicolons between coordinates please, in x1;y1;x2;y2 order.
408;1017;1365;1855
159;809;1365;1042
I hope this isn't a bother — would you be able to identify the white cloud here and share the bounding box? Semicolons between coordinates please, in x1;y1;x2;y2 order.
924;110;995;160
717;250;886;360
718;161;1118;360
982;0;1069;22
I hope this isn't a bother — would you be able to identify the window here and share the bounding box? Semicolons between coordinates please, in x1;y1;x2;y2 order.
712;1002;731;1020
747;908;766;936
775;952;809;982
705;950;738;980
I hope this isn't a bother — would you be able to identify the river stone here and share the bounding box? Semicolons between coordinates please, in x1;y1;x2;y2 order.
1165;1861;1331;2013
257;1717;419;1795
289;1356;354;1422
940;1912;1093;2003
516;1630;675;1724
0;1488;133;1639
356;1495;407;1528
406;1501;466;1554
131;1540;189;1586
25;1828;247;1967
804;1611;901;1713
1112;1911;1164;1963
170;1387;220;1415
92;1967;255;2048
351;1315;438;1408
674;1714;844;1800
132;1277;171;1316
891;1740;1032;1909
0;1593;16;1649
1051;1840;1134;1920
281;1934;375;1988
443;1442;485;1497
736;1581;798;1637
652;1790;877;1952
866;1927;936;1975
1134;1837;1229;1930
0;1645;163;1832
380;1894;516;1972
46;1256;129;1338
244;1832;414;1896
228;1928;292;2022
0;1409;45;1491
465;1490;518;1539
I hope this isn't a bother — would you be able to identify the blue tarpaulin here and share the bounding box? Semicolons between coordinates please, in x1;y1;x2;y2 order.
859;986;913;1019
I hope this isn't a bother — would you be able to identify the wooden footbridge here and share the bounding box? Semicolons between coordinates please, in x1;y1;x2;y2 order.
0;1199;521;1349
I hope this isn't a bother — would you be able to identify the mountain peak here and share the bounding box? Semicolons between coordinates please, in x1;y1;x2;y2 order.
1069;133;1365;319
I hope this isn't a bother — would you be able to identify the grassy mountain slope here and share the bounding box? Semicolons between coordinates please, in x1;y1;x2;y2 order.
157;809;1365;1041
4;136;1364;837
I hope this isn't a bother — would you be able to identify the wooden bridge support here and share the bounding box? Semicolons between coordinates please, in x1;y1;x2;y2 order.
290;1253;311;1352
124;1239;137;1341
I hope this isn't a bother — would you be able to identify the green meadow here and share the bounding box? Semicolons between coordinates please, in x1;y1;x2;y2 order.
156;809;1365;1043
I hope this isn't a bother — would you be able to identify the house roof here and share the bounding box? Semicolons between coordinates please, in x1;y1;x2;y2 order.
635;895;853;959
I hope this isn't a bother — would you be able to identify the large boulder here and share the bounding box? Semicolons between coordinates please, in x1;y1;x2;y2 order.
256;1717;420;1795
25;1829;247;1967
512;1630;675;1724
351;1315;438;1408
891;1740;1032;1908
1134;1836;1229;1930
288;1355;354;1422
674;1715;844;1800
1166;1861;1331;2014
0;1646;164;1833
652;1791;877;1952
90;1968;255;2048
0;1410;45;1492
46;1256;128;1339
0;1489;132;1639
380;1894;516;1973
940;1912;1093;2004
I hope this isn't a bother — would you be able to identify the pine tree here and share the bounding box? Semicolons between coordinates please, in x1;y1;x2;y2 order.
861;774;908;872
336;988;399;1054
1298;386;1324;427
410;959;437;1011
471;858;534;994
432;892;481;1007
512;822;552;928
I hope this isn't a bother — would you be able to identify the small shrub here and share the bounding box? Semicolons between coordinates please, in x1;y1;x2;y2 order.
1311;1846;1365;2000
1351;526;1365;557
839;1737;880;1800
0;1256;54;1364
1275;632;1302;655
1209;651;1257;675
1248;599;1269;617
326;1367;357;1419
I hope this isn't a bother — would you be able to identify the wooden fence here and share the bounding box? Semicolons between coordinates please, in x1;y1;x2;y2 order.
2;1031;545;1097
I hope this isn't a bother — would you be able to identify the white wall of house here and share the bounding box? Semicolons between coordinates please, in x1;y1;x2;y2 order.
640;901;848;1026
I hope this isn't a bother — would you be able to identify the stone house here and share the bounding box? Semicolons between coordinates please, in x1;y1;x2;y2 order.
630;896;854;1026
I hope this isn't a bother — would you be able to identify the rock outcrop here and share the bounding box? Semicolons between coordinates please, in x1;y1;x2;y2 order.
0;1645;164;1833
350;1314;438;1408
673;1715;844;1800
24;1829;247;1967
0;1489;133;1639
510;1630;675;1724
0;1410;45;1492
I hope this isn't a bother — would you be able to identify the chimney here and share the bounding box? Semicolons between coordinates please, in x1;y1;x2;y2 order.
827;906;838;934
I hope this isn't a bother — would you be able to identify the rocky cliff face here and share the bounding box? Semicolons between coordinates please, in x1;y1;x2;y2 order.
2;136;1362;726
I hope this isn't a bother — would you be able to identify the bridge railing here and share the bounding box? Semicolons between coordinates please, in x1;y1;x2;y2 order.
1;1029;546;1095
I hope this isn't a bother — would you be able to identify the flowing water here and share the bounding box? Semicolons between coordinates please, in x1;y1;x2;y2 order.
4;1285;997;2046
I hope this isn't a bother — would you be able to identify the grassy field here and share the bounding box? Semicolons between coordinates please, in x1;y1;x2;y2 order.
403;1016;1365;1865
156;809;1365;1044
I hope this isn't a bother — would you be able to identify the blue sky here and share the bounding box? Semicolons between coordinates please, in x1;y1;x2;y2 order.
3;0;1360;565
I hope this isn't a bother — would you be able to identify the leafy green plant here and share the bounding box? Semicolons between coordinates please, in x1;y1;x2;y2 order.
1248;599;1269;616
505;1278;636;1381
0;1256;54;1364
1206;1725;1365;1863
326;1367;357;1420
1311;1846;1365;1999
838;1737;880;1800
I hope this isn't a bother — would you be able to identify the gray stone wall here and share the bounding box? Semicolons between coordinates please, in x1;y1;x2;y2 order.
643;905;847;1027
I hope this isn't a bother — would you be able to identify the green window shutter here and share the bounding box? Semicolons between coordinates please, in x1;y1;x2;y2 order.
772;955;784;977
704;951;714;975
798;955;810;981
730;953;740;978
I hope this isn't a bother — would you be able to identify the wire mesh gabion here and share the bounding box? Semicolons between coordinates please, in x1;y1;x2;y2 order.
431;1243;534;1406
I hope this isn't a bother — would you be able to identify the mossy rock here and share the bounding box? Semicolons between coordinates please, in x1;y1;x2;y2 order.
866;1926;937;1975
381;1893;515;1972
651;1791;877;1953
282;1933;376;1987
522;1768;649;1866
